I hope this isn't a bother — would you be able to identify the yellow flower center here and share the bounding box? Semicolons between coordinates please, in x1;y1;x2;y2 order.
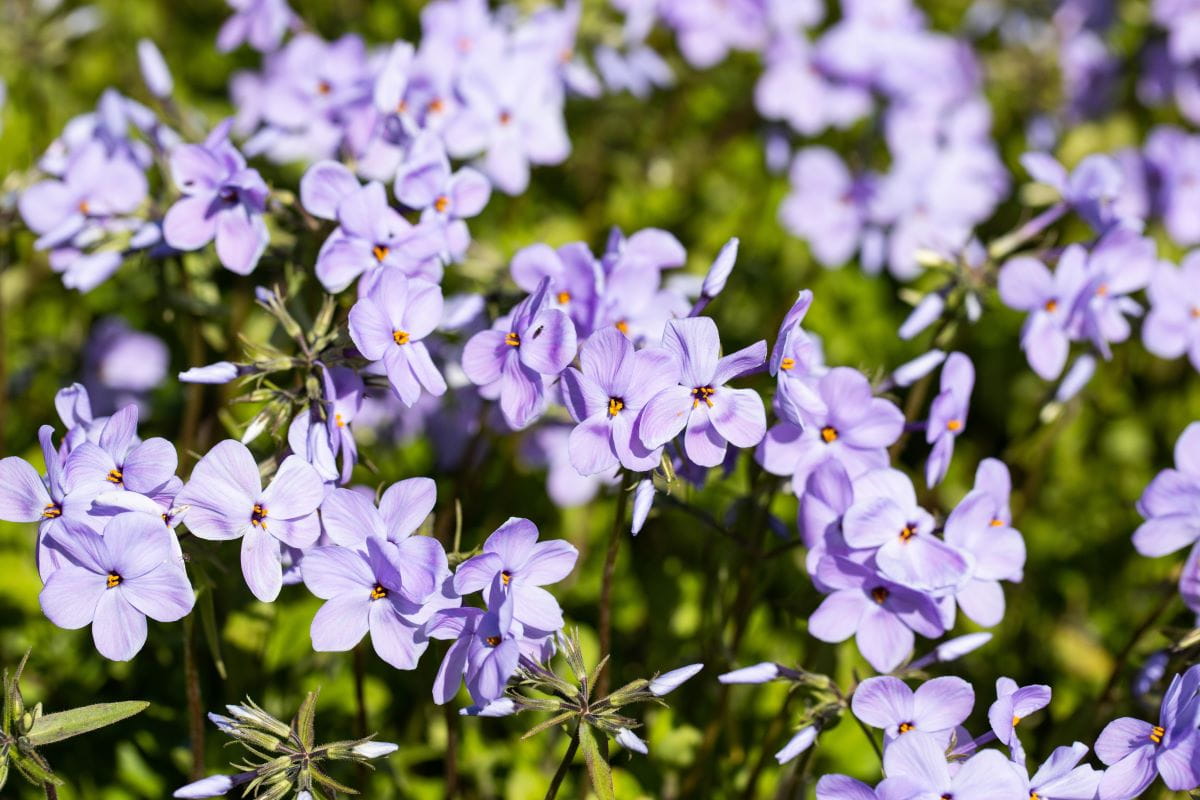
1012;715;1021;727
372;244;390;262
990;518;1005;527
780;357;796;371
41;503;62;519
317;80;332;95
691;386;715;408
434;195;450;213
556;291;571;305
370;584;388;601
899;524;917;542
946;419;962;432
78;200;91;215
501;570;512;586
1151;725;1165;744
393;329;410;346
898;722;914;733
251;503;268;529
820;426;838;443
615;320;629;335
428;98;446;114
1044;298;1058;312
608;397;624;417
106;572;122;589
504;331;521;347
335;412;345;428
106;468;123;484
485;635;501;646
870;586;889;605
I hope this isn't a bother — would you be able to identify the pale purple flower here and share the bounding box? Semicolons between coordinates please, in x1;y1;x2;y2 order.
452;517;578;633
890;349;947;388
176;441;326;601
426;596;529;707
899;293;946;340
631;478;655;535
998;246;1089;380
925;352;974;487
1095;664;1200;799
303;535;455;669
1143;254;1200;371
217;0;295;53
973;458;1014;527
1145;125;1200;246
758;367;903;493
462;279;578;430
1018;743;1102;800
39;513;193;661
348;271;446;407
162;123;269;275
815;775;877;800
637;317;767;468
394;133;491;261
807;556;944;673
989;677;1051;764
179;362;242;384
876;731;1026;800
842;468;970;592
300;163;442;293
1132;422;1200;559
775;726;818;765
510;241;603;337
1073;228;1155;359
649;663;703;695
779;148;872;268
851;675;974;744
560;327;681;475
84;317;170;402
942;490;1026;628
616;728;649;755
1056;354;1097;403
1021;151;1129;231
756;33;870;137
63;404;177;497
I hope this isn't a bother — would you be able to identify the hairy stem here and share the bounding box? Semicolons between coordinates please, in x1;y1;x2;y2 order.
182;616;205;780
597;476;630;698
543;727;580;800
43;783;58;800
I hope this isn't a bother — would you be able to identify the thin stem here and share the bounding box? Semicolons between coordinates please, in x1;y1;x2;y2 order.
543;727;580;800
182;616;205;781
597;475;631;698
43;783;58;800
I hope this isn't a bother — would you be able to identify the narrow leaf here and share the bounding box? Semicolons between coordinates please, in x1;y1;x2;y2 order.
26;701;150;746
577;724;615;800
294;689;319;750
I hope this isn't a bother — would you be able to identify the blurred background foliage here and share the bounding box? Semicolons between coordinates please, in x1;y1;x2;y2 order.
2;0;1200;798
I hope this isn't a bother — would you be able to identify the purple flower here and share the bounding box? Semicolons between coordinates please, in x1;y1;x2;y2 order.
320;365;364;484
649;663;703;695
775;726;818;765
973;457;1014;526
807;556;944;673
348;271;446;407
1133;422;1200;559
876;731;1026;800
942;490;1026;628
799;459;858;582
637;317;767;468
319;477;436;549
394;133;491;261
989;677;1051;764
218;0;295;53
1095;665;1200;799
63;404;177;496
302;536;455;669
815;775;877;800
1073;228;1155;359
136;39;174;99
511;241;604;337
758;367;903;494
779;148;872;268
560;327;681;475
18;141;146;252
39;513;193;661
925;352;974;487
851;675;974;744
162;123;269;275
842;468;970;591
1019;743;1102;800
427;597;529;707
1143;253;1200;371
998;246;1089;380
462;278;578;430
770;289;828;419
1021;151;1128;231
452;517;578;633
176;441;326;601
300;164;442;294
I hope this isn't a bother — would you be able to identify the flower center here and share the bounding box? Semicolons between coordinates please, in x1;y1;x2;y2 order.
608;397;625;417
335;412;345;428
393;329;410;345
498;110;512;125
106;468;123;484
370;584;388;601
504;331;521;347
870;586;889;604
1043;298;1058;312
428;98;446;114
615;320;629;335
946;419;962;432
1012;714;1021;727
990;518;1005;527
1191;306;1200;319
106;572;122;589
820;426;838;444
780;357;796;371
1096;284;1109;297
898;722;914;734
251;503;268;529
941;795;953;800
556;291;571;304
691;386;715;408
501;570;512;586
218;186;238;204
317;80;332;95
485;635;501;646
1150;725;1165;744
434;195;450;213
372;244;390;262
78;200;91;215
1031;793;1041;800
899;524;917;541
41;502;62;519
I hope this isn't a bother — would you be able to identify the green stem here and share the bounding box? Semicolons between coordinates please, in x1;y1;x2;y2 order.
597;475;630;698
543;727;580;800
182;616;205;780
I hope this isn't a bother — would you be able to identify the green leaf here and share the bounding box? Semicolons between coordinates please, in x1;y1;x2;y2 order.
294;689;319;750
577;724;615;800
25;701;150;746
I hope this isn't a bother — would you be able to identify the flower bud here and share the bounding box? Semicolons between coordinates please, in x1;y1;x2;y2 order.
649;663;703;696
774;726;817;764
137;39;174;98
718;662;781;684
350;741;399;759
700;237;739;299
615;727;648;755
